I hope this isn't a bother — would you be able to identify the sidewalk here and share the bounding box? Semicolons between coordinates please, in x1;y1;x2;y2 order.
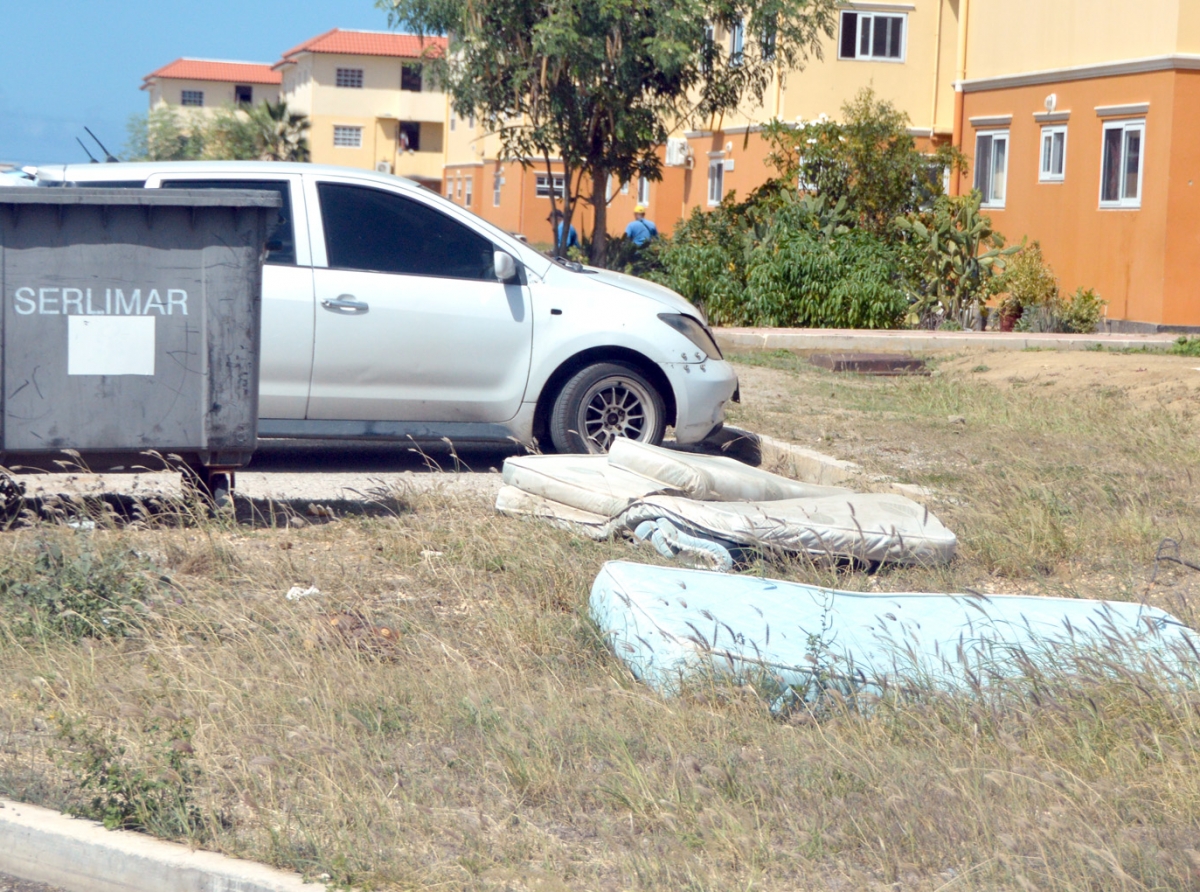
714;327;1179;354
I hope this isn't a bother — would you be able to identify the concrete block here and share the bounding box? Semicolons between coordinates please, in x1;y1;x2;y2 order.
0;799;317;892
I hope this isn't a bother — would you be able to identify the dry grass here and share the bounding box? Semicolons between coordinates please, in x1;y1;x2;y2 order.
1;350;1200;890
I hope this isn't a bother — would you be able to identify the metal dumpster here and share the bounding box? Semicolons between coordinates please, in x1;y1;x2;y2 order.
0;188;280;486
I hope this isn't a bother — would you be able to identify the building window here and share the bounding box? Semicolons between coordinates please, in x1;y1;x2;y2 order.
464;176;473;207
493;171;503;207
446;179;453;198
535;174;566;198
637;177;650;205
620;179;630;195
336;68;364;88
234;85;253;105
974;130;1008;208
838;11;905;62
456;176;462;199
401;64;422;92
760;16;777;62
181;90;204;107
399;121;420;152
1039;126;1067;182
468;115;475;129
450;116;456;132
333;126;363;148
707;158;725;206
729;20;745;66
1100;119;1144;208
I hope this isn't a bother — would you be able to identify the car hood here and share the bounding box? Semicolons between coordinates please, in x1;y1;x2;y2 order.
582;267;705;321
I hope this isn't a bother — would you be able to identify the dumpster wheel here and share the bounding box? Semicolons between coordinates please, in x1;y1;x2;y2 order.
183;464;235;511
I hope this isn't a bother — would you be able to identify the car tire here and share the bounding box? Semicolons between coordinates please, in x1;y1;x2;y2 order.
550;362;667;454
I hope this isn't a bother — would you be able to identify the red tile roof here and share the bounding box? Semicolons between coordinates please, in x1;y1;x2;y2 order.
143;58;282;86
276;28;447;68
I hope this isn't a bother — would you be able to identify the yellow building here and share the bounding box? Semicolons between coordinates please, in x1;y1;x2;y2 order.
274;28;449;190
142;59;281;112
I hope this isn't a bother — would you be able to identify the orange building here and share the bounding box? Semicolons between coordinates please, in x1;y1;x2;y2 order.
954;1;1200;331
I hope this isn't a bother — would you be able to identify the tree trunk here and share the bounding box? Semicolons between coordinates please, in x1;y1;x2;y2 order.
590;168;608;268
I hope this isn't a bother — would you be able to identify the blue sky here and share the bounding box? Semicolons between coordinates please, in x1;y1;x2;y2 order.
0;0;397;165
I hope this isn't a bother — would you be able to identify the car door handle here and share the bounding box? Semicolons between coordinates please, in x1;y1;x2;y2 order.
321;295;369;312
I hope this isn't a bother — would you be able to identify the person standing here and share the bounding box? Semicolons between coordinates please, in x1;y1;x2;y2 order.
548;209;579;251
624;205;658;246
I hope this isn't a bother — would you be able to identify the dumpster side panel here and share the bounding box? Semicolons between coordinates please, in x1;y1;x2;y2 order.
0;196;268;469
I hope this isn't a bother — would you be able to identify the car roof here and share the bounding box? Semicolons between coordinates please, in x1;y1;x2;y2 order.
35;160;429;193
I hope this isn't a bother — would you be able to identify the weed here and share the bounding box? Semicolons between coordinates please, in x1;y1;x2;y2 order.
55;717;205;839
1169;335;1200;357
0;536;162;641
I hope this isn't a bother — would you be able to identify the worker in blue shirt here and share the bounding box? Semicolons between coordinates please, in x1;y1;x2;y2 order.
625;205;658;246
548;209;579;251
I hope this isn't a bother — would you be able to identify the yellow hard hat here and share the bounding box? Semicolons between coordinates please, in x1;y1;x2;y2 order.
634;204;647;214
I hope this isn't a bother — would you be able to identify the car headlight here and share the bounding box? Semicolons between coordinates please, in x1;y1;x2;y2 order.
658;313;723;360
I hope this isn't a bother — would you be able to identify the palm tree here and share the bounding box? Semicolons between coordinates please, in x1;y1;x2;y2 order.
249;100;311;162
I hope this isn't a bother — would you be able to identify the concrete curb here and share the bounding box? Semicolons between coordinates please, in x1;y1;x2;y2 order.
0;799;318;892
715;327;1179;354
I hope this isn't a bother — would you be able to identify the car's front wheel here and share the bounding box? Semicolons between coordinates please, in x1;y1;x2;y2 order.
549;362;666;454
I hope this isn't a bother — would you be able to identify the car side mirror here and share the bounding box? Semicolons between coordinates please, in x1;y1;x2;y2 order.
494;250;517;282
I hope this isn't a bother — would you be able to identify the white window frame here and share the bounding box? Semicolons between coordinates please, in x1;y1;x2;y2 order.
1099;119;1145;209
535;173;566;198
707;158;725;206
637;177;650;205
1039;125;1067;183
464;176;473;207
446;179;453;199
838;11;906;63
974;129;1009;209
335;68;364;88
730;20;745;66
332;125;363;148
180;90;204;107
493;171;503;207
455;176;462;199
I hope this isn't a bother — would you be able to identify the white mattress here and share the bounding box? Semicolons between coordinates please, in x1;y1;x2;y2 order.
496;442;957;566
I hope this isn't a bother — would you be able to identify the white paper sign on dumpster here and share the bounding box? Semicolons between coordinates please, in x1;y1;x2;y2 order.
67;316;156;376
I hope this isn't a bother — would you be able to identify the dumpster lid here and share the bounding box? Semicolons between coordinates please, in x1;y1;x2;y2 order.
0;188;281;208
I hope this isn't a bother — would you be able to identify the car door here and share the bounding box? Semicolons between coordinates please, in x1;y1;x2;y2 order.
305;178;533;423
155;175;314;419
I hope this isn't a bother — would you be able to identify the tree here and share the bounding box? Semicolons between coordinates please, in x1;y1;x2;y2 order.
247;99;311;162
379;0;837;264
123;102;310;162
762;88;965;233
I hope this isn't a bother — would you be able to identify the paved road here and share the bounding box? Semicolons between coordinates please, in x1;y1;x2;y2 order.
12;440;518;507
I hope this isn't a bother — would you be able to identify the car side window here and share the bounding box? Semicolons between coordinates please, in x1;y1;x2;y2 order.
161;179;296;266
317;182;496;281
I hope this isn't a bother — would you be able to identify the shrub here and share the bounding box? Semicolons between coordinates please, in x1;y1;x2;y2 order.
1016;286;1106;334
1170;336;1200;357
994;240;1058;318
655;193;905;328
743;227;908;329
0;537;158;641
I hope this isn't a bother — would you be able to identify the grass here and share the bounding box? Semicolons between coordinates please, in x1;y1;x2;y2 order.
0;355;1199;890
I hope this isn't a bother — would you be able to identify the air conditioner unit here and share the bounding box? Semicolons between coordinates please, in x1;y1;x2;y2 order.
375;160;393;174
665;137;689;167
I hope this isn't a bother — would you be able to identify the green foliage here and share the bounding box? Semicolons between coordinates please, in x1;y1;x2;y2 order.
0;537;157;641
894;192;1016;328
124;101;310;162
994;240;1058;317
380;0;837;264
57;718;205;838
763;88;965;233
1170;336;1200;357
655;191;905;328
744;226;907;328
1015;286;1107;334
